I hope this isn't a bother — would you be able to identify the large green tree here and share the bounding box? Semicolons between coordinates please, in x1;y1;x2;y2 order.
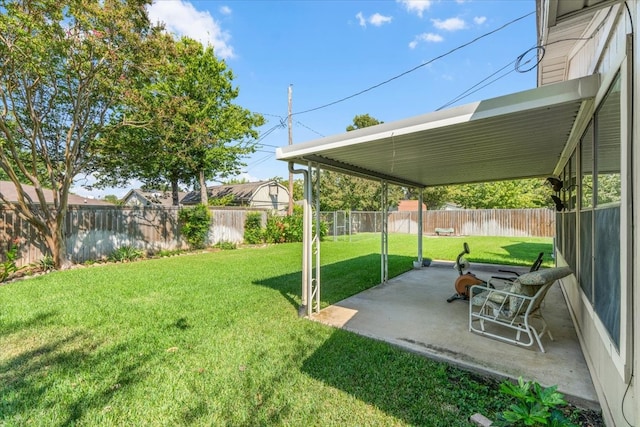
446;179;550;209
319;114;404;211
0;0;156;268
96;36;264;205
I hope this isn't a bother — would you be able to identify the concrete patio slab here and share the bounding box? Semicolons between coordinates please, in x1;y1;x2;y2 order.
311;261;599;410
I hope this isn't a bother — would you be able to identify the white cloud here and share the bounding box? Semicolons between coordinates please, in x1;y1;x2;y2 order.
369;13;392;26
147;0;234;59
473;16;487;25
409;32;443;49
356;11;392;27
219;5;232;15
431;17;466;31
397;0;432;18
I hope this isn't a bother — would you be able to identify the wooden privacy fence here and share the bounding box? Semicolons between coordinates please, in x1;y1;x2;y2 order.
324;208;555;238
1;206;266;266
2;206;553;266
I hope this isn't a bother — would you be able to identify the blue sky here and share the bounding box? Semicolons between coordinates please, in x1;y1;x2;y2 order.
75;0;539;197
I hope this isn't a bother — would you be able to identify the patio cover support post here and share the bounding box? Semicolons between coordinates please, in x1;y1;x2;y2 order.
417;189;423;264
311;164;321;314
381;180;388;283
289;162;310;317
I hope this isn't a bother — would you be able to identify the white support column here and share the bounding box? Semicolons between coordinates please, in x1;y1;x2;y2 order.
305;163;314;316
309;164;321;314
418;189;424;264
381;180;389;283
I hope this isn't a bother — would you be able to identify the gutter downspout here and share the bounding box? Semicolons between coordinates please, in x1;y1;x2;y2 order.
289;162;309;317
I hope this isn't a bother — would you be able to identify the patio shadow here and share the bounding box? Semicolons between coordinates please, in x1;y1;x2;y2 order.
300;327;503;425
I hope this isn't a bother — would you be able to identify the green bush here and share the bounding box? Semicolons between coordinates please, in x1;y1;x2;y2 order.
38;255;55;272
1;239;20;282
213;241;236;250
244;212;264;244
155;249;185;258
178;204;212;249
494;377;576;427
108;246;144;262
264;206;327;244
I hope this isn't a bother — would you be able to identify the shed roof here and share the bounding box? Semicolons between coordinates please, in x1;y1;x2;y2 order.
182;181;281;205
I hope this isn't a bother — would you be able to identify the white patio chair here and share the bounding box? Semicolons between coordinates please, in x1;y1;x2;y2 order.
468;266;573;352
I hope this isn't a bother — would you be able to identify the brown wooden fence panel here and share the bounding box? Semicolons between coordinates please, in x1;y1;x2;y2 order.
1;206;266;266
342;209;554;238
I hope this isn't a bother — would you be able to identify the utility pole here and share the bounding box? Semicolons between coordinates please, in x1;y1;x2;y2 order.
288;84;294;215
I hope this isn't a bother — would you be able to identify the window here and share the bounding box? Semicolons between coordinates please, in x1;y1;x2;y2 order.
579;122;594;300
557;72;622;349
593;73;621;348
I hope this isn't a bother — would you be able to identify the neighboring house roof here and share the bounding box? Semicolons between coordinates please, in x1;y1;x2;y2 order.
121;189;187;207
397;200;427;211
0;181;113;206
182;180;285;206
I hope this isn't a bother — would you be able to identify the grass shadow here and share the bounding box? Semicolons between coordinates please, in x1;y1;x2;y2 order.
1;328;152;425
254;254;414;310
0;310;58;337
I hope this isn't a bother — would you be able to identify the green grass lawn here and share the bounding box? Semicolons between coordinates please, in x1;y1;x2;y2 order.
1;235;565;426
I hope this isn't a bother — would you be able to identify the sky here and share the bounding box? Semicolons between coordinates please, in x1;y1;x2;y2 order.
73;0;539;198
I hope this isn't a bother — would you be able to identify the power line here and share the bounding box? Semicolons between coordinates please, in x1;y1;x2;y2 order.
436;59;517;110
295;121;325;138
292;11;535;116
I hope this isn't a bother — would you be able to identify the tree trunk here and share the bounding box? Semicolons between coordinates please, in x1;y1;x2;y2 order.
199;170;208;205
41;215;71;270
171;180;180;206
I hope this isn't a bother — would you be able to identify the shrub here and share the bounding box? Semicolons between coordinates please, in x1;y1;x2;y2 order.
1;238;21;282
213;241;236;250
494;377;576;427
208;194;234;206
178;204;212;249
264;213;287;243
244;212;264;244
156;249;184;258
108;246;144;262
264;206;328;244
38;255;55;272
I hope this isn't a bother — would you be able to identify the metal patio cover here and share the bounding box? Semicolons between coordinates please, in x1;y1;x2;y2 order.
276;74;600;188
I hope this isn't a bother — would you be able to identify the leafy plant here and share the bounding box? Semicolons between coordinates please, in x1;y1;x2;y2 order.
38;255;55;272
495;377;576;427
264;206;328;244
208;194;235;206
244;212;264;244
155;249;185;258
178;204;212;249
108;246;144;262
1;239;22;282
213;241;236;250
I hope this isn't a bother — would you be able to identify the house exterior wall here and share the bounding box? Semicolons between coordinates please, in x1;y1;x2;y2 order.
249;183;289;212
123;192;148;207
551;4;637;425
